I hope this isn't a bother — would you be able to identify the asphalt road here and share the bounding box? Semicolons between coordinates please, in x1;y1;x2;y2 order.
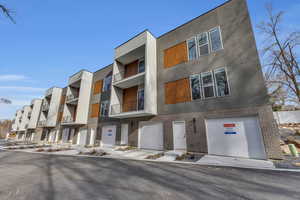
0;151;300;200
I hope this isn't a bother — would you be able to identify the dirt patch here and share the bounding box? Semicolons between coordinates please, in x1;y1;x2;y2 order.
145;153;164;160
115;146;136;151
175;153;204;162
79;149;108;156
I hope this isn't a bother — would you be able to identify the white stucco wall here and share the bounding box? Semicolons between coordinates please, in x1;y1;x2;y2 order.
47;87;62;127
19;106;31;131
28;99;42;129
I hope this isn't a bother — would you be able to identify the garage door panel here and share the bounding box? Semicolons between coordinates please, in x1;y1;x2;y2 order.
101;126;116;147
206;117;266;159
139;123;163;150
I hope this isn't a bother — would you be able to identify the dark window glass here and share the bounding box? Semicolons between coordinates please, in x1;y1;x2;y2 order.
190;74;201;100
103;75;112;92
214;68;229;97
138;58;145;73
187;38;197;60
100;101;109;117
138;88;144;110
209;28;223;52
197;32;209;56
202;72;215;98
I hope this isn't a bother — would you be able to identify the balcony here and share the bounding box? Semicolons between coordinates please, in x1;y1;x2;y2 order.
110;100;146;118
38;120;47;127
41;103;50;112
62;116;75;124
28;112;32;119
112;70;145;89
45;88;53;97
66;94;79;105
69;71;83;85
25;124;28;129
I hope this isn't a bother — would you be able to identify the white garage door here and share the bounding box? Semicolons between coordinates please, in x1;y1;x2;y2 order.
101;125;116;147
139;123;163;150
205;116;266;159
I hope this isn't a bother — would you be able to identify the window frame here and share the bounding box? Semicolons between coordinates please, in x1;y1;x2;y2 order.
137;85;145;111
189;73;202;101
100;100;109;117
186;37;198;61
213;67;230;97
138;57;145;73
208;26;224;53
201;71;215;99
197;32;210;57
102;75;112;92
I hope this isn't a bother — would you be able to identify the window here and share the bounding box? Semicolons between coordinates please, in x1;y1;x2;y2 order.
103;75;112;92
214;68;229;97
209;27;223;52
197;32;209;56
137;87;144;110
189;74;202;100
100;101;109;117
201;71;215;98
187;37;197;60
138;58;145;73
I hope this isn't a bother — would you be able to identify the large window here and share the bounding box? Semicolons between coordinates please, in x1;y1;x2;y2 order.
137;88;144;110
209;27;223;52
100;101;109;117
197;32;209;56
201;71;215;98
103;74;112;92
187;37;197;61
214;68;229;97
190;74;202;100
138;58;145;73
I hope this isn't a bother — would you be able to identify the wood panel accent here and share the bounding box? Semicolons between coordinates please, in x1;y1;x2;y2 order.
164;41;188;68
93;80;103;95
60;95;66;105
57;112;63;123
124;60;138;78
73;106;77;121
122;86;138;112
91;103;100;118
165;78;191;104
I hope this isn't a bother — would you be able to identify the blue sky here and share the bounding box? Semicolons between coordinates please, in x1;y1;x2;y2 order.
0;0;299;119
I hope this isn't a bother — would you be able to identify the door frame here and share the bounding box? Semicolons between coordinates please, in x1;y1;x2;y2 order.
172;121;187;151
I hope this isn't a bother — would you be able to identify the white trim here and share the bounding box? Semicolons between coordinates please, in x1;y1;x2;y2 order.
213;67;231;97
197;32;210;56
208;26;224;52
189;74;202;101
201;71;215;99
186;37;198;61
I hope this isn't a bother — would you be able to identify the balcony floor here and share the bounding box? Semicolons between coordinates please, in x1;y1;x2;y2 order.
109;110;155;119
113;72;145;89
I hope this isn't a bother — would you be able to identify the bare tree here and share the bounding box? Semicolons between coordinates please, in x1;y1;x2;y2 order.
0;4;15;23
258;4;300;105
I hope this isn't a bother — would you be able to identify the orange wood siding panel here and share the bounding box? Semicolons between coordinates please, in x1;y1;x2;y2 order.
122;86;138;112
60;95;66;105
93;80;103;95
164;41;188;68
73;106;77;121
124;60;138;78
91;103;100;118
57;112;63;123
165;78;191;104
165;81;177;104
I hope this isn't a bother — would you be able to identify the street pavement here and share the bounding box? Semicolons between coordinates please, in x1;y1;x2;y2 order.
0;150;300;200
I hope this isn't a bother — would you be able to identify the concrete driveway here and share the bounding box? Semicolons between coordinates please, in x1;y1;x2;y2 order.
0;151;300;200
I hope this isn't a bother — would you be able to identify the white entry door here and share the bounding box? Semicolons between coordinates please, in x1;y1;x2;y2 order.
205;116;266;159
173;121;187;151
138;122;163;150
101;125;116;147
121;124;128;145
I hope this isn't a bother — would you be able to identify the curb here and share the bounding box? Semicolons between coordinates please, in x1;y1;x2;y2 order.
2;148;300;172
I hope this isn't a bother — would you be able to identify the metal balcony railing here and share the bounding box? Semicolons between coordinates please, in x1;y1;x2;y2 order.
38;120;47;127
66;94;79;102
42;103;50;111
110;100;144;115
62;116;75;123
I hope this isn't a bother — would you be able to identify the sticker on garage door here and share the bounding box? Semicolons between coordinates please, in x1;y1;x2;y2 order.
224;123;238;134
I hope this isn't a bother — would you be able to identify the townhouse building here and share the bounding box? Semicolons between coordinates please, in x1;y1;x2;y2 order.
11;0;282;159
26;99;42;141
38;87;63;142
60;70;93;145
